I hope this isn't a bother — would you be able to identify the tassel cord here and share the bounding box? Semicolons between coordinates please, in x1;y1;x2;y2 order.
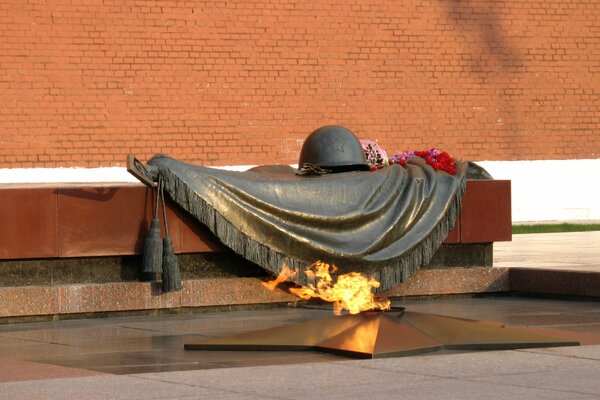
159;174;169;236
141;171;164;276
158;171;183;292
153;174;160;219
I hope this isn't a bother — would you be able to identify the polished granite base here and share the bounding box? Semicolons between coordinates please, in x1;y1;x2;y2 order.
1;296;599;376
2;266;599;321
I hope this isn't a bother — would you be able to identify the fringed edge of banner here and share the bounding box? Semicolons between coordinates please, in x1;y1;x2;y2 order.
373;172;467;291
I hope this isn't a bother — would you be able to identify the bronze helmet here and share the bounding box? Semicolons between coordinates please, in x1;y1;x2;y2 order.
298;125;370;173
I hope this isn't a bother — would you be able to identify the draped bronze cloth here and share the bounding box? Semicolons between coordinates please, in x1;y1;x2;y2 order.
149;155;471;291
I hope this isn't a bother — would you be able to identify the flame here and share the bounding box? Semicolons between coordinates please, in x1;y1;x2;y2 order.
263;261;390;315
261;264;297;291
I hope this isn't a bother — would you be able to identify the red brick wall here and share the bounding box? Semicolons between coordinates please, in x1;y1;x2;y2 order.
1;0;599;168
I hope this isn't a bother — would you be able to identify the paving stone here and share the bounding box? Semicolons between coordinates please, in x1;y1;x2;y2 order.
0;374;229;400
472;368;600;397
494;231;600;272
351;346;600;379
521;345;600;360
140;362;433;399
368;376;598;400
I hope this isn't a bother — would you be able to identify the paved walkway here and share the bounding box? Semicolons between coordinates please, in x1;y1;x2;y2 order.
1;344;599;399
0;232;599;399
494;231;600;272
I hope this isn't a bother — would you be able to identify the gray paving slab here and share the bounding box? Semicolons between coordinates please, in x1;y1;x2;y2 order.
471;367;600;397
2;349;599;400
339;346;600;379
521;345;600;360
140;362;436;399
0;374;231;400
376;376;598;400
494;231;600;271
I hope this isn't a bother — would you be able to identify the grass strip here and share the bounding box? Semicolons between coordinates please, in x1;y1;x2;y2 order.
512;223;600;234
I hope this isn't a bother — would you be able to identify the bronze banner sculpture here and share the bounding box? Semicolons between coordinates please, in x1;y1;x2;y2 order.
146;154;467;291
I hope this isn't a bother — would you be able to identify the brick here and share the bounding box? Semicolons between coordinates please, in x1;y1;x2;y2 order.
0;1;599;168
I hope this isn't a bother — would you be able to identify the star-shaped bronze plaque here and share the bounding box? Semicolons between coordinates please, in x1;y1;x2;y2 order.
184;308;581;359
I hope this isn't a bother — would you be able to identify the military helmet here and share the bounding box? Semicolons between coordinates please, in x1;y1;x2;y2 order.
298;125;370;173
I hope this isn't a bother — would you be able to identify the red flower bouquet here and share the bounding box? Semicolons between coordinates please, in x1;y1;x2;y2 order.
413;148;457;175
389;148;457;175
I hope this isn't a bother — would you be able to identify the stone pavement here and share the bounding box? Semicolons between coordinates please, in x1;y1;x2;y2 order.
0;231;599;399
1;343;599;399
494;231;600;272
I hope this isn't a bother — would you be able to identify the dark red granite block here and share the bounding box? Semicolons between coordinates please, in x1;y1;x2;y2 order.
0;188;59;259
460;180;512;243
1;179;511;260
56;185;221;257
57;185;153;257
